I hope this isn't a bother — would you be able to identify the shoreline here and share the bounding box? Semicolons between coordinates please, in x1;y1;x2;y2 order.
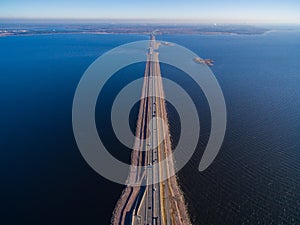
0;24;272;37
0;30;271;38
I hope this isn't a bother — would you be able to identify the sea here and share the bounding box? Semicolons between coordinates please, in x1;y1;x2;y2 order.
1;27;300;225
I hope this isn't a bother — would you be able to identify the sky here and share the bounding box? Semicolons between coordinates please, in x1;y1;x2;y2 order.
1;0;300;24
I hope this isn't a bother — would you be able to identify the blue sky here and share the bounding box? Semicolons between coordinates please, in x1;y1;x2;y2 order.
1;0;300;23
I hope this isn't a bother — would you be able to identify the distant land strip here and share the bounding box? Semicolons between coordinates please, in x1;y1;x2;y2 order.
0;24;271;37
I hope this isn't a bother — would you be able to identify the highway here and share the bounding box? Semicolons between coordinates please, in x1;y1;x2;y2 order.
111;34;191;225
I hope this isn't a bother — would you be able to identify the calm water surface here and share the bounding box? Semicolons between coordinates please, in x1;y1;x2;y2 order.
1;30;300;224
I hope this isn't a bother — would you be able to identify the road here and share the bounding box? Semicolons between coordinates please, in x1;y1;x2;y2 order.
111;34;191;225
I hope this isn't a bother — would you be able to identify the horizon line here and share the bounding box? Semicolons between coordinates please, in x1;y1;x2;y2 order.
1;17;300;25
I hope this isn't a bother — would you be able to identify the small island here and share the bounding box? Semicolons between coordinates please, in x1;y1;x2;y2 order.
193;57;214;66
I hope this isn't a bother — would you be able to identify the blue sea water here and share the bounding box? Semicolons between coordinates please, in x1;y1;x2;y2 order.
1;29;300;224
